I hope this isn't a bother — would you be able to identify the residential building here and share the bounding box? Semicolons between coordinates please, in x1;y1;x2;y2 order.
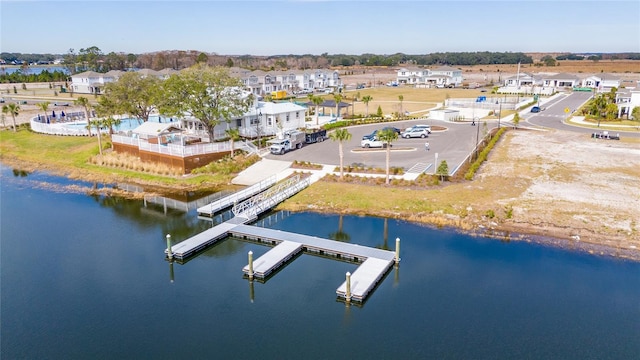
615;86;640;119
396;66;463;87
581;73;621;92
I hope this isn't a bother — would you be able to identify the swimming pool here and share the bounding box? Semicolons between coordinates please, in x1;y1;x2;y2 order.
31;115;178;136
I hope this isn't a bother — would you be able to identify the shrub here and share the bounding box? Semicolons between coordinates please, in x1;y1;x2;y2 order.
464;127;507;180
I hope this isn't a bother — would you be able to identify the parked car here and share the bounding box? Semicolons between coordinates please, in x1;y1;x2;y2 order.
531;106;541;113
404;124;431;134
401;127;429;138
362;131;378;140
361;136;389;148
380;126;402;135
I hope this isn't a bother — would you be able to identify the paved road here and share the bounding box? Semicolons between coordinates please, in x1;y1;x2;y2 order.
525;91;640;138
265;118;496;175
264;91;638;174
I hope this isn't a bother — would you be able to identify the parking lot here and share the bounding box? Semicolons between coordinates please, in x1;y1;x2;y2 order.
265;118;489;174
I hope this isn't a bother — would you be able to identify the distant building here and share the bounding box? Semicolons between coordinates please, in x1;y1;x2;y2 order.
396;66;463;87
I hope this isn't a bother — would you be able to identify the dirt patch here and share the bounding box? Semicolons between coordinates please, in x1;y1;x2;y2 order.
474;128;640;253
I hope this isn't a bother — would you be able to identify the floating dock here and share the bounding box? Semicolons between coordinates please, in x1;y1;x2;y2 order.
336;258;394;302
230;224;397;302
242;241;303;278
166;218;246;260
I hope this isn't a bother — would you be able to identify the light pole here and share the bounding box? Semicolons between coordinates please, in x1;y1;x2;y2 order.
257;109;262;148
498;100;502;129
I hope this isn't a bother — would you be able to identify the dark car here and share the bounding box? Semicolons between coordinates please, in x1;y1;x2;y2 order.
381;126;402;135
362;131;378;140
531;106;541;113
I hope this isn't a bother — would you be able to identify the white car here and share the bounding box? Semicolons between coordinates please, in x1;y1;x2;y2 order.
361;137;388;148
405;124;431;134
401;127;429;138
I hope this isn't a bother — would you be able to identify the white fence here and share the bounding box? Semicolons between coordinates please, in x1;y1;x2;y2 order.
112;134;236;158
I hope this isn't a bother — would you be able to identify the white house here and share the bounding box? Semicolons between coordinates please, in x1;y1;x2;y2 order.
541;73;580;88
615;87;640;119
70;71;117;94
177;100;307;140
235;68;341;97
396;66;462;87
581;74;621;92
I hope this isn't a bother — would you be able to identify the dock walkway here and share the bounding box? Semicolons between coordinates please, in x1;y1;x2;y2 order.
197;175;277;216
167;220;244;260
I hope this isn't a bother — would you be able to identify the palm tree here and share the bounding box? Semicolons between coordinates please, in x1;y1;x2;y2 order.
36;101;50;122
75;96;93;136
398;94;404;118
376;128;398;184
362;95;373;117
312;95;324;125
2;103;20;132
333;93;343;119
329;128;352;179
89;119;105;155
226;128;241;157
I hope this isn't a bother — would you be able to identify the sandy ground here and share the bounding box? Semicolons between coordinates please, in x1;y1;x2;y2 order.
474;128;640;256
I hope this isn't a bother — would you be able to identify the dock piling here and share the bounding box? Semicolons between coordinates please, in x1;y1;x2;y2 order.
248;251;254;280
395;238;400;264
166;234;173;260
345;272;352;302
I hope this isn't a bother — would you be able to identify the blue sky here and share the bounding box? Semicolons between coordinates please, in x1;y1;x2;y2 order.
1;0;638;55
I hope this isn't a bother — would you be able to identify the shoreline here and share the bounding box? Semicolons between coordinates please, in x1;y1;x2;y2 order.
2;158;638;263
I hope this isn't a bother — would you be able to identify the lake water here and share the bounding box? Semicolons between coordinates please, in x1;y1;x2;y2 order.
1;165;638;359
0;66;70;75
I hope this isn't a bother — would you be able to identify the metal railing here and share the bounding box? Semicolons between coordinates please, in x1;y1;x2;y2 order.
232;175;310;219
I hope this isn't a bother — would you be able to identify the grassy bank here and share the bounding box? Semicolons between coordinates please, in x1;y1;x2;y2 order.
0;129;237;191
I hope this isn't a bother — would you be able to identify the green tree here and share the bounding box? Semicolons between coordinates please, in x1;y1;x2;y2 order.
36;101;50;121
196;52;208;64
329;128;352;179
512;112;520;129
225;128;241;157
311;95;324;125
376;105;383;118
225;58;234;67
362;95;372;117
75;97;93;136
333;93;343;119
631;106;640;121
94;96;121;135
77;46;103;71
102;72;161;123
436;160;449;182
541;55;557;67
398;94;404;117
2;103;20;132
377;128;398;185
160;64;251;142
605;103;618;120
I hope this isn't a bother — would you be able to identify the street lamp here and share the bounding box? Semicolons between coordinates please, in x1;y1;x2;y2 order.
498;100;502;129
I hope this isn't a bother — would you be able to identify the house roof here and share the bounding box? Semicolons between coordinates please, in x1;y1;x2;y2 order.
71;71;103;78
543;73;579;80
132;122;183;137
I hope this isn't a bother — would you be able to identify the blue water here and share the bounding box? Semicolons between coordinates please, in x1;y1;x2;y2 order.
0;66;70;75
61;116;174;132
1;165;639;359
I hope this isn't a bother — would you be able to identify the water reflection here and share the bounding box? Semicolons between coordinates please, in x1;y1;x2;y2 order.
328;215;350;242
